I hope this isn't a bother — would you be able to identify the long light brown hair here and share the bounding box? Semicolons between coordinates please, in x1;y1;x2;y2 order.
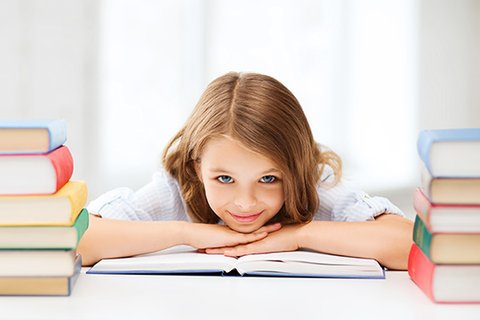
163;72;342;224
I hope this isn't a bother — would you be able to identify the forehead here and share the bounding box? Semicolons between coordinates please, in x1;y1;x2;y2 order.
200;136;278;169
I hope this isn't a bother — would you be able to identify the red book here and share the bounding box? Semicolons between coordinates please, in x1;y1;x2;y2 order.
408;243;480;303
0;146;73;195
413;188;480;233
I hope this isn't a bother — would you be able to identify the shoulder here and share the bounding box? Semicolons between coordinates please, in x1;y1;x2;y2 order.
87;166;189;221
319;164;335;183
314;166;405;221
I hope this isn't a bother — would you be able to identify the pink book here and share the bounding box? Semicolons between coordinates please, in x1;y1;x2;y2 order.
0;146;73;195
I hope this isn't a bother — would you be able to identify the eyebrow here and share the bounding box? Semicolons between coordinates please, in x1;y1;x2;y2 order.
208;168;282;175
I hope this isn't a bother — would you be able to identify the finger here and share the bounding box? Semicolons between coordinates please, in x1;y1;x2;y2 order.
238;231;268;244
205;247;228;254
224;243;254;257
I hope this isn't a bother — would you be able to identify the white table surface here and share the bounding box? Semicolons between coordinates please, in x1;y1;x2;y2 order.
0;270;479;320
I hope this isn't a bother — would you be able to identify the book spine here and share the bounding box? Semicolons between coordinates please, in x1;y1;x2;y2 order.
46;119;67;152
67;255;82;296
413;188;432;228
420;165;434;201
68;182;88;222
417;130;436;174
73;209;89;245
46;146;74;192
413;215;433;260
408;244;436;302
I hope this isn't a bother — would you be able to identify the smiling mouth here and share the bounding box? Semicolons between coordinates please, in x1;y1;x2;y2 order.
229;211;263;223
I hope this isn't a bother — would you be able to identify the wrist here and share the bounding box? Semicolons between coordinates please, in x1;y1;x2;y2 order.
297;221;315;249
175;221;192;246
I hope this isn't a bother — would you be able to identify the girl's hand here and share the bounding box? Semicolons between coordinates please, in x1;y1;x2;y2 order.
204;224;303;257
184;222;282;250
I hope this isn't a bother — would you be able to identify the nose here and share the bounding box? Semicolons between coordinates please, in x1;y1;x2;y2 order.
233;186;257;212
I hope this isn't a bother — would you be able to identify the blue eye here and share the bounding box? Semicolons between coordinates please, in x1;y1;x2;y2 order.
217;175;233;184
260;175;276;183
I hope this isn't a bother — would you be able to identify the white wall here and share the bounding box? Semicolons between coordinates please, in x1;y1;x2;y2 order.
0;0;100;201
375;0;480;218
418;0;480;129
0;0;479;216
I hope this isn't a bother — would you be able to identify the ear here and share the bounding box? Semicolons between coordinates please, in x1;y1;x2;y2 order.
194;160;203;183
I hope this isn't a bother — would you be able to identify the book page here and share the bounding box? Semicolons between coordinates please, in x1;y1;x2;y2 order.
235;250;383;278
89;246;239;273
235;260;384;277
237;250;380;267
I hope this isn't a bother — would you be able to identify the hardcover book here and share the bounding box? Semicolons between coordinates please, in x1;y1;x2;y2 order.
0;181;88;226
0;249;77;277
417;128;480;177
0;208;89;249
413;215;480;264
408;244;480;303
87;245;385;279
0;255;81;296
413;187;480;233
421;166;480;205
0;145;73;195
0;119;67;154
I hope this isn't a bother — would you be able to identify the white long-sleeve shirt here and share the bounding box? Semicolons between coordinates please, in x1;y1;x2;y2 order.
87;166;405;222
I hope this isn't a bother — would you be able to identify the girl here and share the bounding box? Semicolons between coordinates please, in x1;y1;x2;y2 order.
78;72;413;269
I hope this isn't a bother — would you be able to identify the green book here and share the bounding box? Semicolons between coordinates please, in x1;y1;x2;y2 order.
413;215;480;264
413;215;433;259
0;208;89;250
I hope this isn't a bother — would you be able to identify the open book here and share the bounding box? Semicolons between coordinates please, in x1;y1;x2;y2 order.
87;246;385;279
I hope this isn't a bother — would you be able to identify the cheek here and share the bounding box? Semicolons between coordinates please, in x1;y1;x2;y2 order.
259;186;285;210
203;183;231;210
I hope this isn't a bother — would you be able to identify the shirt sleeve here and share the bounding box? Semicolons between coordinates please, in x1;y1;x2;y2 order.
314;166;405;222
87;167;190;222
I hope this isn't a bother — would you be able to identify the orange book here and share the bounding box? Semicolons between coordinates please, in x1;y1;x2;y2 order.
0;181;87;226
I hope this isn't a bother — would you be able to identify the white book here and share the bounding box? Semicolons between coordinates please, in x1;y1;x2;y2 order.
0;250;77;277
87;246;385;279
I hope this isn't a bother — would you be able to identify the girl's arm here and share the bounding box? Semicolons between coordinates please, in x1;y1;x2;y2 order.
205;214;413;270
77;214;281;266
298;214;413;270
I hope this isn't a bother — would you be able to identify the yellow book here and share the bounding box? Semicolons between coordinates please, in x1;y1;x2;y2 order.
0;181;87;226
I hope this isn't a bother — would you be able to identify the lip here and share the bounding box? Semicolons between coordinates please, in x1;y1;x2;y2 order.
229;211;263;223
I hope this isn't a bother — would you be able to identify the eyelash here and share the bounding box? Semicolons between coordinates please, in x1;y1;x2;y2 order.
216;175;278;184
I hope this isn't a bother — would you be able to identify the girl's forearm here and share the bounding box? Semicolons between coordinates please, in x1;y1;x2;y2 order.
297;214;413;270
77;214;188;266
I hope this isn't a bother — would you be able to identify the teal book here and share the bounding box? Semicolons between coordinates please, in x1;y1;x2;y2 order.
0;254;81;296
417;128;480;177
413;215;480;264
0;208;89;249
0;119;67;154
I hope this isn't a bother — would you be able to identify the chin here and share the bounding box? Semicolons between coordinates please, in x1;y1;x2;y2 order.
227;222;261;234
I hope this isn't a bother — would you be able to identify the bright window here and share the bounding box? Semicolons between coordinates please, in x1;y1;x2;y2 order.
99;0;417;193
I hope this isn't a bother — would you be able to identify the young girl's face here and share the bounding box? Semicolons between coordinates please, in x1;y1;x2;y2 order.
196;136;285;233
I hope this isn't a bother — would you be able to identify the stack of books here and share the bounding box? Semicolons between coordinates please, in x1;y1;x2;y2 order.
0;120;88;296
408;128;480;303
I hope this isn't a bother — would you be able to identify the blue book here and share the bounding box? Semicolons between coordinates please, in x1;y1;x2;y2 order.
0;119;67;154
0;254;81;296
417;128;480;178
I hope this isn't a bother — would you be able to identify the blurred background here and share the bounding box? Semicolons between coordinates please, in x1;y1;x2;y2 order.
1;0;479;219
